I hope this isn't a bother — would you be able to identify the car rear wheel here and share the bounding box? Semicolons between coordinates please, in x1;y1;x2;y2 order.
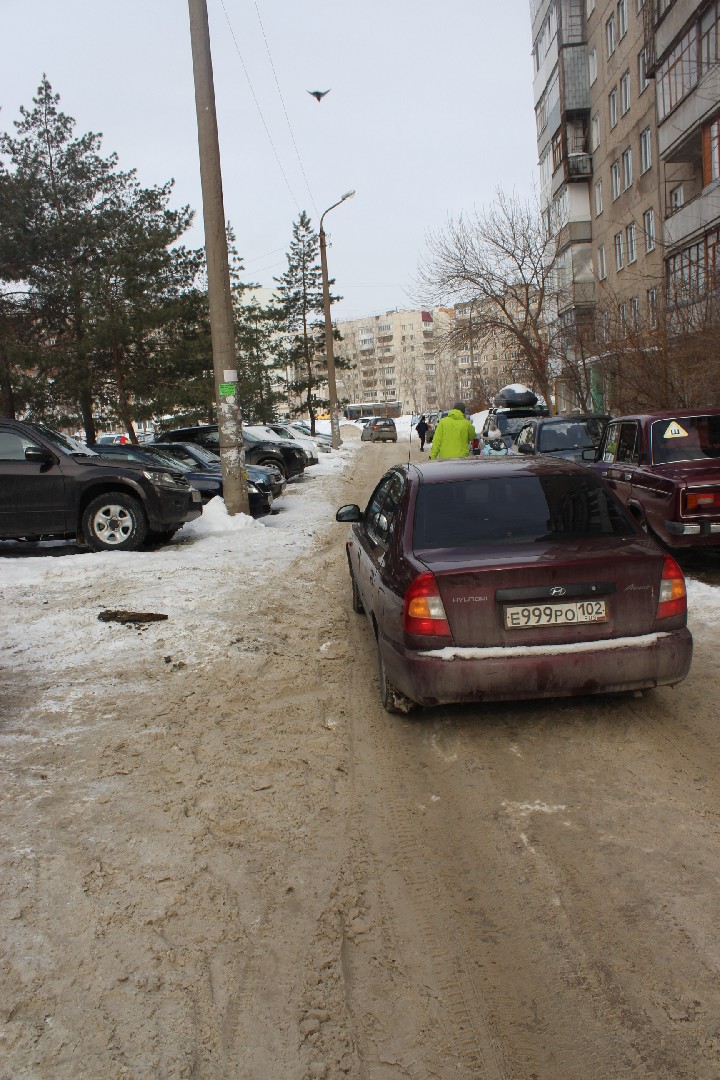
82;492;148;551
351;571;364;614
377;640;416;714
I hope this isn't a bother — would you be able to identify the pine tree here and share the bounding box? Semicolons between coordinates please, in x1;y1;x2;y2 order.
0;78;205;436
274;211;337;432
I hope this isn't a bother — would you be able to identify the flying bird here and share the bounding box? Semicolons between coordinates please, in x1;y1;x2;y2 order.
308;89;331;102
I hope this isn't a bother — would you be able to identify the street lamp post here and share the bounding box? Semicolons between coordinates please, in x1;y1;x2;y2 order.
319;191;355;449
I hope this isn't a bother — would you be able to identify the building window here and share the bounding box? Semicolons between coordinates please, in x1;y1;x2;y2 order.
618;0;628;37
647;287;657;327
590;113;600;151
657;29;698;121
622;147;633;189
607;13;616;56
611;160;621;199
595;179;604;215
638;47;649;92
620;71;631;114
643;208;656;250
640;127;652;173
609;88;618;129
552;130;563;171
667;241;706;303
589;47;598;84
597;245;607;280
670;184;685;212
631;296;640;329
627;222;637;262
619;302;627;335
587;0;595;13
701;4;720;72
702;115;720;184
615;231;625;270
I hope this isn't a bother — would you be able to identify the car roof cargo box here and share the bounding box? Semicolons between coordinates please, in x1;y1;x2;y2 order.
493;384;539;408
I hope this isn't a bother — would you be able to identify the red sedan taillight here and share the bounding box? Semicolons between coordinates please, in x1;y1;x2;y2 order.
685;490;720;511
657;555;687;620
403;572;452;637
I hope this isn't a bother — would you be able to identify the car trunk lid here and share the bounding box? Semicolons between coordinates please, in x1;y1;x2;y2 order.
414;538;663;647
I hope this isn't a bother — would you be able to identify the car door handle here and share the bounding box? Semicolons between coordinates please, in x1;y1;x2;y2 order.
624;472;632;482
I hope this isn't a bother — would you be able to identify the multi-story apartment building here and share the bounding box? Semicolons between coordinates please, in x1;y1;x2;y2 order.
588;0;664;332
531;0;595;333
335;306;523;415
650;0;720;304
530;0;720;403
335;307;461;415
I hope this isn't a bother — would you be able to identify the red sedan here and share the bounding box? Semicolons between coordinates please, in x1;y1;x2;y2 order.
336;457;693;712
591;408;720;548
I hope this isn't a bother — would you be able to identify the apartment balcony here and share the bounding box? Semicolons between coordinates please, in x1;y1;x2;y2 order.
664;184;720;250
658;65;720;161
567;152;592;177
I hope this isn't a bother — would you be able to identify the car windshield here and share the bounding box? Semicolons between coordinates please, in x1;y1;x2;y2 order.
158;447;209;469
651;415;720;463
31;424;95;457
537;419;605;453
413;474;634;548
140;447;193;472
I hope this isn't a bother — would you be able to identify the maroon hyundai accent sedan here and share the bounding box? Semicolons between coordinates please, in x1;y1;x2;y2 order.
336;457;693;713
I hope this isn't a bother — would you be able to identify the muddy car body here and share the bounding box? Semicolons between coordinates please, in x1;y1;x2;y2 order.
336;457;692;711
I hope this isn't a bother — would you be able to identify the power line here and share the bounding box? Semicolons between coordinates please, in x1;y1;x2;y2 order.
253;1;319;220
217;0;302;212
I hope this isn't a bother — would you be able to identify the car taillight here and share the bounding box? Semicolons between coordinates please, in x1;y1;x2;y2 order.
686;490;720;511
403;572;452;637
657;555;687;619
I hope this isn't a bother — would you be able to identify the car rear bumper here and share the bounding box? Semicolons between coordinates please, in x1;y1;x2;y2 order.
381;627;693;706
664;518;720;544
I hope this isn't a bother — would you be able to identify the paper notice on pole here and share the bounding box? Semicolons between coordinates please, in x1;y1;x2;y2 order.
223;369;238;383
219;383;236;398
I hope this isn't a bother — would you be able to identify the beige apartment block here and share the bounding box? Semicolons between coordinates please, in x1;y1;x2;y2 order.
335;307;467;415
587;0;664;331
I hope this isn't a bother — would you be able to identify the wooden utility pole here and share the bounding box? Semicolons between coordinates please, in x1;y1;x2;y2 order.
188;0;248;514
319;192;355;449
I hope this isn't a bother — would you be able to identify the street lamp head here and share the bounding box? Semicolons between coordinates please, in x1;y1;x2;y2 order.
342;190;356;201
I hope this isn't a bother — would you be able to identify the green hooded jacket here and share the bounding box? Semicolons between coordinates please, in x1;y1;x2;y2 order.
429;409;476;460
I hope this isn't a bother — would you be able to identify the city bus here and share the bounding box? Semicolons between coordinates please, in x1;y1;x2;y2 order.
343;400;402;420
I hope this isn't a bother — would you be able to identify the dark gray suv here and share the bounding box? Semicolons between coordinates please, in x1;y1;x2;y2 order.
0;420;202;550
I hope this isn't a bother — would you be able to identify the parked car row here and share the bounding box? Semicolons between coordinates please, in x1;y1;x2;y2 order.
0;417;335;554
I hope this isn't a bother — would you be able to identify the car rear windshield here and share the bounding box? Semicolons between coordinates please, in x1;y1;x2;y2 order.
651;415;720;463
537;418;605;453
413;474;634;548
491;415;535;437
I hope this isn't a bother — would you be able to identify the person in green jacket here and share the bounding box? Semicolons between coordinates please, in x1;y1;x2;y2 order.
429;403;476;460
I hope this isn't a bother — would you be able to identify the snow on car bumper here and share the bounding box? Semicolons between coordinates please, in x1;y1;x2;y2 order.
380;629;693;706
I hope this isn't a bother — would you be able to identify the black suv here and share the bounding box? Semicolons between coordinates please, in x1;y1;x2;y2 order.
156;425;306;479
0;419;202;550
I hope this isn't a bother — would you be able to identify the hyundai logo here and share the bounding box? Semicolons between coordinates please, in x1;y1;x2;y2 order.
550;587;566;596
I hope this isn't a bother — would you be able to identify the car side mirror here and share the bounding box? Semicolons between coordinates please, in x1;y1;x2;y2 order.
581;448;597;461
336;504;362;522
25;445;55;464
517;442;534;454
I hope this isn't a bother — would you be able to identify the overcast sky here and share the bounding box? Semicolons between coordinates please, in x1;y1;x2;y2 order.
1;0;539;321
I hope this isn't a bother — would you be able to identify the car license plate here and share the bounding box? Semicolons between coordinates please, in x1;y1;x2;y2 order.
505;599;607;629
